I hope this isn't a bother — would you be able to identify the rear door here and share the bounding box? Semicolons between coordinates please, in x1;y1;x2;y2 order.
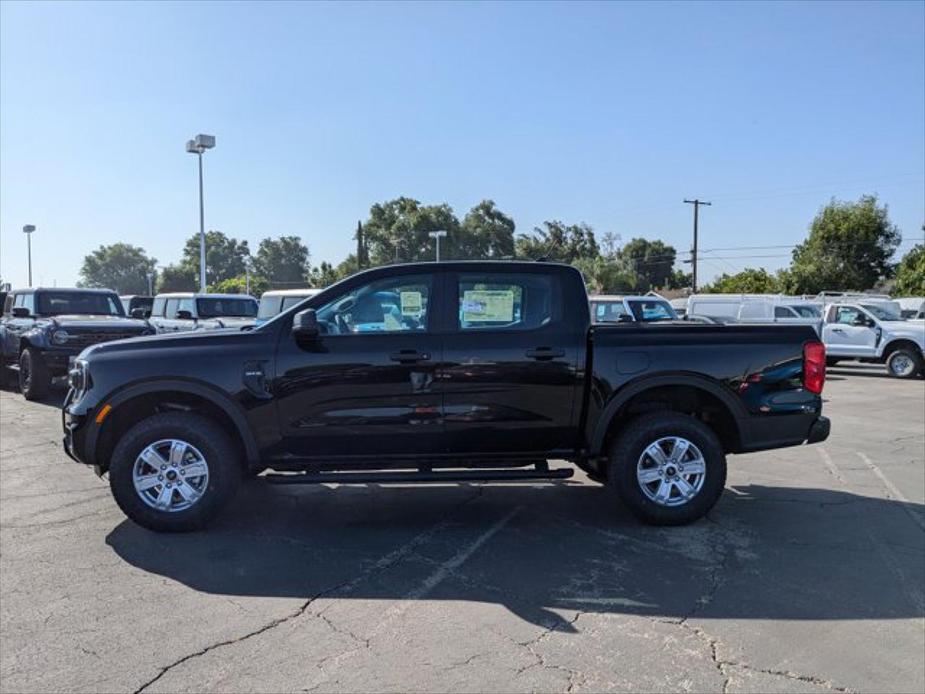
440;269;583;455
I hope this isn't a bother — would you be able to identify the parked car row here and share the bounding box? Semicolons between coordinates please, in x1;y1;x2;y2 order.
1;285;330;399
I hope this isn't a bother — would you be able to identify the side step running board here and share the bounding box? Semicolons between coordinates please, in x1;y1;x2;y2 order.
263;467;574;485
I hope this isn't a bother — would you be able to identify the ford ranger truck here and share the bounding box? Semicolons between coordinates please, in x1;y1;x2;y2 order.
62;262;830;532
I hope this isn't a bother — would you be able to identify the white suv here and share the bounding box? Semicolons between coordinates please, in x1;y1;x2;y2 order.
822;301;925;378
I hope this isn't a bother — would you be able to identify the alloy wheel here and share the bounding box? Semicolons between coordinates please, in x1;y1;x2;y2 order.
132;439;210;512
636;436;706;507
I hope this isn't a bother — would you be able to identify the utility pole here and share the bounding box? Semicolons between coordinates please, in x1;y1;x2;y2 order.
683;199;711;291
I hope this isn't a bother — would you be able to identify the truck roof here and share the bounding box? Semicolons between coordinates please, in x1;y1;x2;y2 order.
14;287;117;294
261;288;323;298
154;292;257;301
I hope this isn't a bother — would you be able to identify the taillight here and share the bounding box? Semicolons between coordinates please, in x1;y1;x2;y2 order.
803;341;826;394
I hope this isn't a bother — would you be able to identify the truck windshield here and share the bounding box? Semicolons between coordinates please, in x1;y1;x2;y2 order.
627;299;677;322
37;292;124;316
861;304;903;321
196;298;258;318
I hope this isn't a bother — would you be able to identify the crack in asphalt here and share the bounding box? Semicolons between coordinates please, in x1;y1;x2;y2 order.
132;486;487;693
655;514;853;694
514;611;585;692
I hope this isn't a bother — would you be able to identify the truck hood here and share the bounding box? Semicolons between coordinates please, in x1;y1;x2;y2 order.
80;326;256;359
47;315;149;330
199;316;257;328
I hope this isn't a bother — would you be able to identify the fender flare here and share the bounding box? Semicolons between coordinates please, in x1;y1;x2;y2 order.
89;378;260;467
589;372;747;456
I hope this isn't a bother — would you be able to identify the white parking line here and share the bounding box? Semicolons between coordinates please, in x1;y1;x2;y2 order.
856;452;925;532
818;448;924;614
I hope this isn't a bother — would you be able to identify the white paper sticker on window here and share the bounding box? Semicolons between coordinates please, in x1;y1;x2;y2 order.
462;290;515;322
400;291;423;316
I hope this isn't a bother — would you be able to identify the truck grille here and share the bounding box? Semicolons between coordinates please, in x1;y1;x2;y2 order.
67;332;144;348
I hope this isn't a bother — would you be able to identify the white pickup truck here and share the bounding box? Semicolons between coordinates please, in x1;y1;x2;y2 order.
822;300;925;378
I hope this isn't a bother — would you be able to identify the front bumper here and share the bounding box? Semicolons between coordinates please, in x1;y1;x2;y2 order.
62;388;95;470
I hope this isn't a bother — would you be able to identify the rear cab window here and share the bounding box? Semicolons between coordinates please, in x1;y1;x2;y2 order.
457;272;556;331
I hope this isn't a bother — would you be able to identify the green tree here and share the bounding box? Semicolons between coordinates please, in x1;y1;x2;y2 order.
78;243;157;294
157;264;196;292
573;256;637;294
787;195;901;294
457;200;516;259
515;221;599;262
210;274;270;297
666;268;693;290
362;197;461;264
893;244;925;296
701;267;782;293
180;230;251;287
308;261;344;288
617;238;677;291
253;236;310;285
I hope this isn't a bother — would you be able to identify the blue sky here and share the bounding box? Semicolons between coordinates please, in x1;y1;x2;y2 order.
1;0;923;288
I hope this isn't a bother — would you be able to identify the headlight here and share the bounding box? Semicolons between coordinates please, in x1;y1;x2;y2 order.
52;330;70;345
68;359;91;394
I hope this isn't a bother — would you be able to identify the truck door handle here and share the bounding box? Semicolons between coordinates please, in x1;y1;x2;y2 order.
390;350;430;363
525;347;565;361
832;328;845;334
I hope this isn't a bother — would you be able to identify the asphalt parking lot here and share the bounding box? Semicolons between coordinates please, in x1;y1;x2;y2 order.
0;364;923;694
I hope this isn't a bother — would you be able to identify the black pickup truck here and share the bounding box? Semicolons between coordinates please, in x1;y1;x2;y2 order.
63;262;829;532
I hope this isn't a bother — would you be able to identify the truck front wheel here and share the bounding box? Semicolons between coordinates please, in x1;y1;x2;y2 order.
606;413;727;526
886;349;923;379
108;412;242;532
19;347;51;400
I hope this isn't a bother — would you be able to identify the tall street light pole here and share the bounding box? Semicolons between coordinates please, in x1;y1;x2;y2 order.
428;230;447;262
23;225;36;287
186;134;216;292
683;199;711;292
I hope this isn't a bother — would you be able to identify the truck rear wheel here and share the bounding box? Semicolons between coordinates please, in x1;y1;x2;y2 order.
606;412;726;526
19;347;51;401
108;412;242;532
886;349;923;379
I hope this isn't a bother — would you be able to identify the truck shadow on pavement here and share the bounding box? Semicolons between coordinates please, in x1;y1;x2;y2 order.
105;481;925;629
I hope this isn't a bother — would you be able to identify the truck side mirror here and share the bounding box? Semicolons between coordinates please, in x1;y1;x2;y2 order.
176;309;193;320
11;307;30;318
852;315;871;327
617;314;634;323
130;308;146;319
292;308;319;338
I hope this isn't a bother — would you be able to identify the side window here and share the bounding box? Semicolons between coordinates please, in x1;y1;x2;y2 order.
165;299;180;319
3;295;12;316
458;273;555;331
774;306;796;318
835;307;861;325
592;301;627;322
151;297;166;318
21;293;35;315
315;274;432;334
178;298;195;316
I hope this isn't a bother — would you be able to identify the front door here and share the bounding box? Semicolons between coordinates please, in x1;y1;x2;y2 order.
824;305;877;357
440;270;582;455
273;272;444;459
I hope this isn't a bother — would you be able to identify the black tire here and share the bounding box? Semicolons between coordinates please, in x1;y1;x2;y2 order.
19;347;51;401
108;412;242;532
825;357;840;367
886;348;924;380
606;412;726;526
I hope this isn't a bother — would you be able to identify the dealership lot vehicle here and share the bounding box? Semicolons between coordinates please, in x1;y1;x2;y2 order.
822;299;925;378
686;294;823;334
255;288;322;326
119;295;154;319
0;288;152;400
1;366;922;693
148;292;258;333
63;261;828;532
588;294;678;322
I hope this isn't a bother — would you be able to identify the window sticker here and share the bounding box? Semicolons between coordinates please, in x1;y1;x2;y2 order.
400;291;423;317
462;290;515;322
